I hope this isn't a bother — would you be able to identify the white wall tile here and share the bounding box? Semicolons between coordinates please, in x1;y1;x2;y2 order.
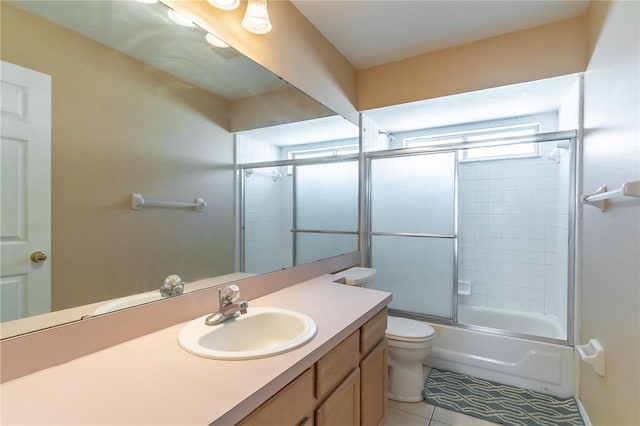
457;153;568;318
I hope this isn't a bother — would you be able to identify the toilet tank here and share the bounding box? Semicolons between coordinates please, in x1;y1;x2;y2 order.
340;267;376;286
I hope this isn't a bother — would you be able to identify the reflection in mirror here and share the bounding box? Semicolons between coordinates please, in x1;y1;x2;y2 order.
0;0;356;338
236;117;360;274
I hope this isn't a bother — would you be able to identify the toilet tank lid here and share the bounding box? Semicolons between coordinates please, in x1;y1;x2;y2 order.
341;267;376;285
386;316;435;339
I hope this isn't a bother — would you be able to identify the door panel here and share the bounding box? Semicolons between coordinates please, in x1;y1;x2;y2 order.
295;233;358;266
294;161;358;265
370;153;455;236
368;151;456;320
370;236;455;318
1;61;51;322
295;161;358;231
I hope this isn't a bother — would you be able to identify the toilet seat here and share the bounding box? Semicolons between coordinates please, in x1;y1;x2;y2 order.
386;316;435;343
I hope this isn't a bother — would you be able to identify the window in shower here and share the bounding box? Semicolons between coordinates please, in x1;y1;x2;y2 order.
285;144;359;174
405;123;541;161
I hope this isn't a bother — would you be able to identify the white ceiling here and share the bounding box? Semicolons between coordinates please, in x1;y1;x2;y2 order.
291;0;590;70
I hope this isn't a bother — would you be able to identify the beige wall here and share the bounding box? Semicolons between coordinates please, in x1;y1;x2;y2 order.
1;4;236;310
581;0;640;424
230;86;335;132
357;16;587;111
164;1;591;121
163;0;359;124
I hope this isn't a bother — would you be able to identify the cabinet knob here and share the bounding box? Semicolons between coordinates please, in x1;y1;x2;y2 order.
30;251;48;263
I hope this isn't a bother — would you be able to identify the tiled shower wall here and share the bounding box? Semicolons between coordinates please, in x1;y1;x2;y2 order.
237;135;292;274
243;171;293;274
457;141;568;318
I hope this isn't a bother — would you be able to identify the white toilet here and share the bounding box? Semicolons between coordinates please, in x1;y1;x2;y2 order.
339;267;436;402
386;316;435;402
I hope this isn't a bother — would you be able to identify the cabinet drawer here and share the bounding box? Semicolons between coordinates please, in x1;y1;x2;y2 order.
238;368;315;426
360;308;387;357
316;330;359;401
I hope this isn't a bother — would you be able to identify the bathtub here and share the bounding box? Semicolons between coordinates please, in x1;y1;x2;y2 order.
458;304;566;340
424;306;574;398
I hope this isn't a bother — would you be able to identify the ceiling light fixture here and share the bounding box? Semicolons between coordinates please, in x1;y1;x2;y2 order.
242;0;272;35
167;9;196;27
207;0;240;11
205;33;230;48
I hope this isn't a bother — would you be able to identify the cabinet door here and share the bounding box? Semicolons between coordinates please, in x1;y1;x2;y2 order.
238;369;315;426
316;368;360;426
360;339;387;426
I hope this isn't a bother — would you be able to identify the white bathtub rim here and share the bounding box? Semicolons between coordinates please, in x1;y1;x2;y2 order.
453;321;570;346
426;322;575;398
457;304;567;341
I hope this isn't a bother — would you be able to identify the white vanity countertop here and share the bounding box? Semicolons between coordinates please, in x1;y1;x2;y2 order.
0;275;391;425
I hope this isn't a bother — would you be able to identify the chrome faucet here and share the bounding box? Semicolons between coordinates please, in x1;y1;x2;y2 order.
205;284;248;326
159;274;184;298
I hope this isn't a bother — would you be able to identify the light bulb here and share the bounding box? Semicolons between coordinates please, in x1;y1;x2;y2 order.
207;0;240;11
242;0;272;35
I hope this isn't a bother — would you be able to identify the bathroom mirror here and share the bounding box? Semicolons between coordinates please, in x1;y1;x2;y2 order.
0;0;358;338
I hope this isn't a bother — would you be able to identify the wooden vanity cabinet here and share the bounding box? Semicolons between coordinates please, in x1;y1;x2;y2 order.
359;308;388;426
237;307;388;426
237;368;315;426
315;331;360;426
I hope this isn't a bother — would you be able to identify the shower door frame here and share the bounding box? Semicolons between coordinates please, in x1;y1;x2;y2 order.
238;154;360;272
364;149;460;322
362;130;578;346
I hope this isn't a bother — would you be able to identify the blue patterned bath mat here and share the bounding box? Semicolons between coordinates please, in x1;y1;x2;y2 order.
423;368;584;426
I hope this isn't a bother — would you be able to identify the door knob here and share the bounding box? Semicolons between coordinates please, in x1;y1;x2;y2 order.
31;251;48;263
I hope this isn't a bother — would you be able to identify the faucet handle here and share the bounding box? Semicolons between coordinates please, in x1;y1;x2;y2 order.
220;284;240;303
160;274;184;297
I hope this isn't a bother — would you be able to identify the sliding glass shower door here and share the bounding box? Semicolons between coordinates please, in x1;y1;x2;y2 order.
293;161;359;265
367;151;457;320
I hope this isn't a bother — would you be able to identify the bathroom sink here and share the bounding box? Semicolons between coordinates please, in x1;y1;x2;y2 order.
94;292;163;315
178;307;317;360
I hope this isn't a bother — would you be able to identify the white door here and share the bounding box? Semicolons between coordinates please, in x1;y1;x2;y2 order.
1;61;51;322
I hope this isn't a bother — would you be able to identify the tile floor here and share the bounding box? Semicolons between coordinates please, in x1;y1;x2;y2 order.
386;399;501;426
384;367;501;426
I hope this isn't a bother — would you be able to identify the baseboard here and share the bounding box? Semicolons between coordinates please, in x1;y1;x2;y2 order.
576;398;592;426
